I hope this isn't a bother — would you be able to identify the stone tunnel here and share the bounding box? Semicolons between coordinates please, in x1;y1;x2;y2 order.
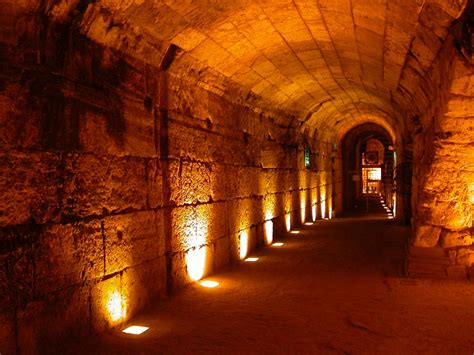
1;0;474;353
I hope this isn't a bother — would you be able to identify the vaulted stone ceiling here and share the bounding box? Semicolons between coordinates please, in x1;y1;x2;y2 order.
48;0;467;138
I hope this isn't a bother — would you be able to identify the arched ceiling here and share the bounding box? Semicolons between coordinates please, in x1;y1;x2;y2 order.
47;0;467;138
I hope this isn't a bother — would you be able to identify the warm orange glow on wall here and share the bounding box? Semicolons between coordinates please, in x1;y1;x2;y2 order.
239;231;249;260
300;192;306;224
184;215;208;281
321;199;326;219
285;213;291;231
264;220;273;245
107;290;126;322
186;247;207;281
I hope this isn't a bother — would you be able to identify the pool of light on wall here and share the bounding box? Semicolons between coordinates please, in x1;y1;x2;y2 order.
186;247;207;281
185;216;208;281
321;199;326;219
264;220;273;245
300;193;306;224
107;290;126;322
239;231;249;260
285;213;291;231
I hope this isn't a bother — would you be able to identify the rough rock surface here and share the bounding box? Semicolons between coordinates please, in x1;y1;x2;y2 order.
0;0;472;352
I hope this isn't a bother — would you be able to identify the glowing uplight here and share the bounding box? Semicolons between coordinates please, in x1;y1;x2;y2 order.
300;208;306;224
329;208;333;220
285;213;291;232
199;280;220;288
264;220;274;245
107;291;126;322
305;222;313;226
239;231;248;260
312;204;317;221
290;230;300;235
122;326;149;335
321;200;326;219
185;216;208;281
300;193;306;224
273;242;284;247
245;257;259;262
186;247;207;281
392;196;397;217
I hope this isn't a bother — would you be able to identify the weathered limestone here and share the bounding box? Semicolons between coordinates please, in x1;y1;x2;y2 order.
409;11;474;278
0;0;472;352
0;3;343;352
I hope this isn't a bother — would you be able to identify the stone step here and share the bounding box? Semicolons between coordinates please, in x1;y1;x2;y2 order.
407;246;450;279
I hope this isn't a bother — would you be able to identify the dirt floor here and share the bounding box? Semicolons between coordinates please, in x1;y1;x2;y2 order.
69;206;474;354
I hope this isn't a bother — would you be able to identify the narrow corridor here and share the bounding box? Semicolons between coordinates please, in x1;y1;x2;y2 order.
70;216;474;354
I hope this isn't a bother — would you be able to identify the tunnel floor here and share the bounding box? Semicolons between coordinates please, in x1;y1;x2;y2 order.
69;213;474;354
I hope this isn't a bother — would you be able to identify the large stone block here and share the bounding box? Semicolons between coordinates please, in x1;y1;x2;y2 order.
440;229;472;248
196;202;227;243
0;83;41;150
210;163;228;201
103;211;163;275
146;159;164;209
79;98;157;158
17;286;90;354
451;56;474;96
445;96;474;118
168;77;210;120
214;236;230;269
90;274;124;333
457;247;474;266
62;154;147;218
170;244;214;289
413;224;442;248
35;221;103;297
174;160;212;205
122;257;167;318
227;198;263;235
0;152;60;227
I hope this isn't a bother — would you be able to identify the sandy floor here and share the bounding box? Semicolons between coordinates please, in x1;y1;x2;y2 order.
69;211;474;354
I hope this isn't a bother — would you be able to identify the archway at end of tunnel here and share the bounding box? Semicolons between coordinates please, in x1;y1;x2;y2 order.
338;123;407;221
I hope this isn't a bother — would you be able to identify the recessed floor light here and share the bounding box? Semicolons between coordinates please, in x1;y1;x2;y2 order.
290;231;300;234
305;222;314;225
272;242;284;247
122;326;149;335
245;257;259;262
199;280;220;288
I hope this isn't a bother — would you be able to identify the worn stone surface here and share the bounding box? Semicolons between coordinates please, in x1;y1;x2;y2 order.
0;0;470;351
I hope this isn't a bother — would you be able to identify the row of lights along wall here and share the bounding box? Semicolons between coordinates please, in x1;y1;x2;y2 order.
104;191;335;333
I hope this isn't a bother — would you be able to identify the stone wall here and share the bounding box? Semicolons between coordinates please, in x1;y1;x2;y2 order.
0;15;339;354
410;28;474;278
